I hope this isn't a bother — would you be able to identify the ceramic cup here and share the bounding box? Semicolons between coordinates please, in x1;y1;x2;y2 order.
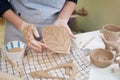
3;41;26;62
102;24;120;41
90;48;115;68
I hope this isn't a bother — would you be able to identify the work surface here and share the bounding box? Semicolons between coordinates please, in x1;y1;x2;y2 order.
74;30;120;80
0;30;120;80
0;40;90;80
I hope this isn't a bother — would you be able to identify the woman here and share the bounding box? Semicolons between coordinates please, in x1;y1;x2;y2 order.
0;0;77;52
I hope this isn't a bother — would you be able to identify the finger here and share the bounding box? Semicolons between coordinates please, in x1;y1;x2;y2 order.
31;40;42;50
31;24;40;38
40;38;43;42
38;42;48;48
64;26;76;39
28;43;42;52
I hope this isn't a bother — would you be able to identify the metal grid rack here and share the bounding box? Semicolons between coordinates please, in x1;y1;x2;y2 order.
0;41;91;80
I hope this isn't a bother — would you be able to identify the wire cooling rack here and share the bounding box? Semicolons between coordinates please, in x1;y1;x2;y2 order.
0;41;91;80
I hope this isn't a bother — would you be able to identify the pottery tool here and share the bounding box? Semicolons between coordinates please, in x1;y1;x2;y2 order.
81;37;95;49
1;47;24;76
3;55;24;76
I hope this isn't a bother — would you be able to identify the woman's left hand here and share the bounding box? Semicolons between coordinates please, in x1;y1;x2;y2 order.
54;19;76;39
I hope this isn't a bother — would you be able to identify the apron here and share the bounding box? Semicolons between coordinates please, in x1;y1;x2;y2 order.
4;0;66;44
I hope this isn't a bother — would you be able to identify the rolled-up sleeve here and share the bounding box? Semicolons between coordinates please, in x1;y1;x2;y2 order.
0;0;11;17
67;0;78;4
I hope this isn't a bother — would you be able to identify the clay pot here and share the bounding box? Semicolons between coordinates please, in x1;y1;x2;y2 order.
102;24;120;41
90;48;115;68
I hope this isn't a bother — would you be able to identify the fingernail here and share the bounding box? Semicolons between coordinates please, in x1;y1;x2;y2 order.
45;45;48;48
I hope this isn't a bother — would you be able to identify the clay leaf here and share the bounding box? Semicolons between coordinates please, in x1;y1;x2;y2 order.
42;25;71;54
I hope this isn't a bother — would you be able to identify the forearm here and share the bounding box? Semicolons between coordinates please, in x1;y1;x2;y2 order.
3;9;24;30
57;1;76;22
0;0;23;29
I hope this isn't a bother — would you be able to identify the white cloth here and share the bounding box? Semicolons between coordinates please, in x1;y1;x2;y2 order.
4;0;66;43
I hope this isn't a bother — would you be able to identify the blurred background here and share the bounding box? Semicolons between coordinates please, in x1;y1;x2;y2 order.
1;0;120;47
0;18;5;47
70;0;120;33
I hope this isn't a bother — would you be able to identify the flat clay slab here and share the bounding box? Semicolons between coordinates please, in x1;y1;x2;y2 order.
29;60;77;80
42;25;71;54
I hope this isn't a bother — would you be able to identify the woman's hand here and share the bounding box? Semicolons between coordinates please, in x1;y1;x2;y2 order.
54;19;76;39
21;22;47;52
53;1;76;39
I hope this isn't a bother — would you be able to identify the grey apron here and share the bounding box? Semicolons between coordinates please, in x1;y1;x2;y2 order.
4;0;66;44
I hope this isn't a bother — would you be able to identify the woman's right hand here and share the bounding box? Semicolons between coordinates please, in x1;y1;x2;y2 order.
20;22;48;52
2;9;47;52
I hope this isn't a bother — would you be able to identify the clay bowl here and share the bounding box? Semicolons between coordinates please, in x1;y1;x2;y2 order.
102;24;120;41
90;48;115;68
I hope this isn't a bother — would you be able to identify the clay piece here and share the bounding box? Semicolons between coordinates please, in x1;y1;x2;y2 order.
78;8;88;16
101;36;120;54
29;60;77;80
102;24;120;41
90;48;115;68
42;25;71;54
110;67;116;73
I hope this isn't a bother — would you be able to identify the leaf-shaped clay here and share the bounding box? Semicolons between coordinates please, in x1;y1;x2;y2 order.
42;25;71;54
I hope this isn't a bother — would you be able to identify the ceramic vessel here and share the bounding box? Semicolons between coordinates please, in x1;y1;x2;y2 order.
3;41;26;62
102;24;120;41
90;48;115;68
